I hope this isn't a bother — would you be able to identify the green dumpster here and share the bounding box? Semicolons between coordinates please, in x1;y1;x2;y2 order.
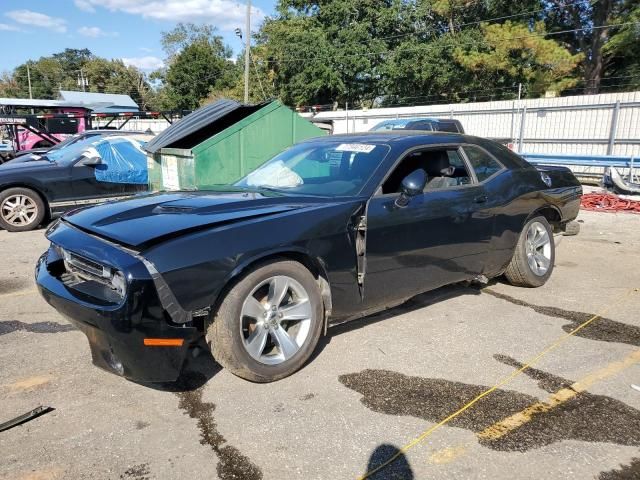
144;99;326;191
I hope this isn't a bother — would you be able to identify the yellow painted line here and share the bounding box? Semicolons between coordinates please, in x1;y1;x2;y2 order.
0;288;37;299
428;444;468;464
357;287;639;480
429;348;640;462
477;348;640;441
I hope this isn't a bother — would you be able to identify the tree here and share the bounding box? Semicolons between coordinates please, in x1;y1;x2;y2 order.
380;29;491;106
544;0;630;93
455;21;582;97
601;1;640;91
82;58;156;109
154;23;239;110
0;72;20;98
0;49;158;110
51;48;93;75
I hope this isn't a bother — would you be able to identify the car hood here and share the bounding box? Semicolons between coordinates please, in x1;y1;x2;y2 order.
0;159;53;171
63;190;338;248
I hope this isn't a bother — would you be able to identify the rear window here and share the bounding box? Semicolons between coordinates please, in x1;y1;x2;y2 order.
463;146;503;181
437;121;461;133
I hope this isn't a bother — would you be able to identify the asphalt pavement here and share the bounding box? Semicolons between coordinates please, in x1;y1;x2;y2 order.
1;209;639;480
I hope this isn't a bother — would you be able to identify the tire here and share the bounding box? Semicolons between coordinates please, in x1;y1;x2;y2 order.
207;260;324;382
504;216;555;288
0;187;46;232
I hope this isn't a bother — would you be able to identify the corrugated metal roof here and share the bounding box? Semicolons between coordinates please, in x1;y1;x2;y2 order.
144;99;270;154
59;90;139;110
0;98;85;108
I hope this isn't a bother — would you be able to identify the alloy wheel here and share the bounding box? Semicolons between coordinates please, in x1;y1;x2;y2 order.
525;221;552;276
1;194;38;227
240;275;313;365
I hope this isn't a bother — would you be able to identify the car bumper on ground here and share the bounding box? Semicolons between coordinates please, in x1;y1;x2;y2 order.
35;241;201;383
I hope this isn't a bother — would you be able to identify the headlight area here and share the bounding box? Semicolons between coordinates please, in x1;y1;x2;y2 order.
51;245;128;305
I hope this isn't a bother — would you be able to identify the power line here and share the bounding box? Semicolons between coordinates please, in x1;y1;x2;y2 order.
249;51;268;101
257;20;640;66
294;75;640;110
375;0;592;43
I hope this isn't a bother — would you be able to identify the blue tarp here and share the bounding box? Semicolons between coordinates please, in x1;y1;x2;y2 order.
93;137;148;184
46;135;150;184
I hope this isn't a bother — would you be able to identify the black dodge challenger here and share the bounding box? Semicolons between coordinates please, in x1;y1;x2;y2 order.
36;132;582;383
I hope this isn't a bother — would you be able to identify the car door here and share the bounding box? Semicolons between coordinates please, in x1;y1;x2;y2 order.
70;157;126;203
361;145;494;309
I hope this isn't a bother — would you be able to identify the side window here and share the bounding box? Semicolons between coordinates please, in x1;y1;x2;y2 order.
405;121;434;131
436;121;460;133
464;146;503;182
381;148;472;194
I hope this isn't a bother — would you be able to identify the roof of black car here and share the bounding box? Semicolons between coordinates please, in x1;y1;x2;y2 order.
301;130;474;147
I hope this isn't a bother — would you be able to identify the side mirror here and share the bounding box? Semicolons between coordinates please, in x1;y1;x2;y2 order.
396;169;427;207
79;156;102;167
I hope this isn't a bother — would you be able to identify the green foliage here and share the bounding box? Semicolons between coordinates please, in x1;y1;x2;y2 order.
455;21;583;97
2;1;637;111
251;0;584;107
602;1;640;91
0;48;157;110
154;23;239;110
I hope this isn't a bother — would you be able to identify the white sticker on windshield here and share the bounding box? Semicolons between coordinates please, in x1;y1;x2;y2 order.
335;143;376;153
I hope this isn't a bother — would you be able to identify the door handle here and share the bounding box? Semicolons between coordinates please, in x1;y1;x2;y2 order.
474;194;488;204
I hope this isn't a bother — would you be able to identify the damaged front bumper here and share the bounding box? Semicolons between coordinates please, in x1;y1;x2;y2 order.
35;221;202;383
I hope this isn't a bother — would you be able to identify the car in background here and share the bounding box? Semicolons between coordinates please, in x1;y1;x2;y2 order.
0;139;13;162
370;117;465;133
0;133;152;232
6;130;153;164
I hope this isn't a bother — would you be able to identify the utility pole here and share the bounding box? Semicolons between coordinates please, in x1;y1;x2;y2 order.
244;0;251;104
78;69;87;92
26;63;33;99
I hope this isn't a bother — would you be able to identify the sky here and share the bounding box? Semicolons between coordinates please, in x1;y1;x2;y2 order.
0;0;276;72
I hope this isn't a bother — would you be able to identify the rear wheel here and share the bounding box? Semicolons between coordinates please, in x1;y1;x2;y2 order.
0;187;46;232
207;260;323;382
504;216;555;287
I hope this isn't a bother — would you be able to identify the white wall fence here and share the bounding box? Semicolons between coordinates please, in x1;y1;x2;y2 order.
313;91;640;157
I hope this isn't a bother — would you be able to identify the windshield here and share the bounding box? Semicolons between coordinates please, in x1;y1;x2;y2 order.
46;135;111;166
371;119;414;131
234;141;390;196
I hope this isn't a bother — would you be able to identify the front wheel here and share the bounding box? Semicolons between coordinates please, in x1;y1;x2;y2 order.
504;216;555;287
0;187;46;232
207;260;323;382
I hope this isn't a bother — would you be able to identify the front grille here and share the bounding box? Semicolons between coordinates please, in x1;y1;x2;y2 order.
58;248;126;303
63;250;112;286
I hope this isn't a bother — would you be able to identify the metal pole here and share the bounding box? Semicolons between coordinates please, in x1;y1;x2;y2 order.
27;63;34;114
244;0;251;104
510;100;515;144
607;100;620;156
518;106;527;153
345;102;349;134
26;63;33;99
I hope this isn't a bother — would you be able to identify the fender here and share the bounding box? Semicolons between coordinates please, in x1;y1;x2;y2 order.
216;245;334;334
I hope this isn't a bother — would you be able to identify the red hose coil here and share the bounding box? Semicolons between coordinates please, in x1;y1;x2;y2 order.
580;192;640;214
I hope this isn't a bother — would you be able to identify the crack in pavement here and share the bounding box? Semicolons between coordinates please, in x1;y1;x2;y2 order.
174;372;263;480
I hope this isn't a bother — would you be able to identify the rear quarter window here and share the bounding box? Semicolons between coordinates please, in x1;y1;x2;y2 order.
464;145;504;182
437;121;462;133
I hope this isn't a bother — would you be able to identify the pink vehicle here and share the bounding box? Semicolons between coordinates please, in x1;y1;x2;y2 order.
16;107;89;151
0;99;91;156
